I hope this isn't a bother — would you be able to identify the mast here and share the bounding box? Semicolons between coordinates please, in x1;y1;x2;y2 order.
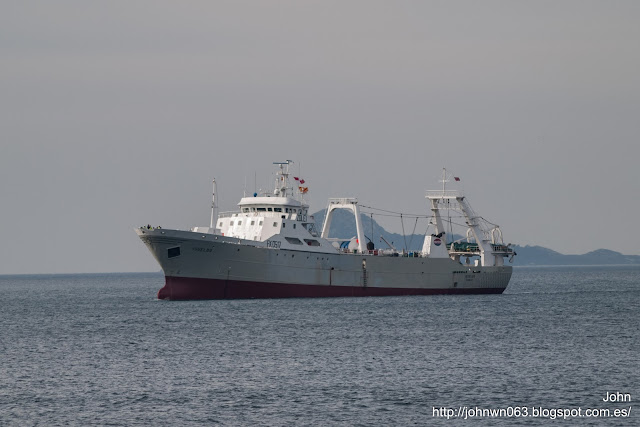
431;168;449;235
273;160;293;197
426;172;499;266
210;178;218;230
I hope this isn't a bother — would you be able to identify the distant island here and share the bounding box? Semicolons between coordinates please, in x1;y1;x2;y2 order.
506;246;640;266
311;209;640;266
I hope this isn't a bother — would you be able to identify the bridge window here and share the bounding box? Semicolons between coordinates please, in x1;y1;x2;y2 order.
268;208;273;211
304;239;320;246
274;208;282;212
257;207;266;212
285;237;303;245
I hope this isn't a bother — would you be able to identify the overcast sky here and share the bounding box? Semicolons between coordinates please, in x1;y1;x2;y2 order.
2;1;639;274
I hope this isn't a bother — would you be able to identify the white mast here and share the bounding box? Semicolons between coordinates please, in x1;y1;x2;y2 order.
431;168;449;235
425;170;499;266
273;160;293;197
210;178;218;231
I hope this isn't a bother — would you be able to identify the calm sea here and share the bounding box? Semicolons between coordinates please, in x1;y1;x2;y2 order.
1;266;638;426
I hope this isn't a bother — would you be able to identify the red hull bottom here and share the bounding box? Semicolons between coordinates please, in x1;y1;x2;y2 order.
158;276;506;300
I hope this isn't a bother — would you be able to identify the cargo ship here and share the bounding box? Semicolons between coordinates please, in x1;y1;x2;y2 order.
136;161;515;299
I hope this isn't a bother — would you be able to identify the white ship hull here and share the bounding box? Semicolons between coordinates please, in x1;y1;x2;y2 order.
137;228;512;300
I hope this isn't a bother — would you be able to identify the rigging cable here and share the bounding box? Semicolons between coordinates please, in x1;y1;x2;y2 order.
400;214;408;253
357;203;499;247
407;217;419;250
359;204;430;218
449;200;454;244
370;213;374;246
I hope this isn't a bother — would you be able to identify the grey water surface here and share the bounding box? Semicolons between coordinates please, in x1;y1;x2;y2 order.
1;266;638;426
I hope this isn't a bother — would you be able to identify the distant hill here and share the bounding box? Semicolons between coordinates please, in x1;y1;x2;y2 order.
311;209;640;266
511;246;640;266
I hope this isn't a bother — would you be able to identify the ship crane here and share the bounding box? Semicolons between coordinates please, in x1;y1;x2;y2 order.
380;235;397;251
423;168;515;266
